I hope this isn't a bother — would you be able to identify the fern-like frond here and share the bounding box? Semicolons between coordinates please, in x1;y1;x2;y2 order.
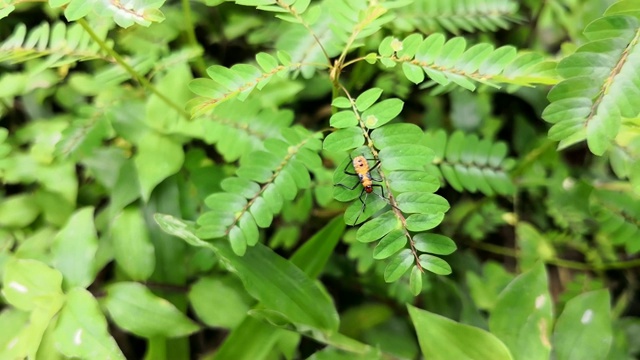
0;0;18;19
235;0;311;21
374;33;558;91
187;52;318;117
542;1;640;155
49;0;165;28
394;0;522;35
200;99;294;162
426;130;515;196
0;22;111;67
326;89;455;293
590;189;640;254
195;127;323;255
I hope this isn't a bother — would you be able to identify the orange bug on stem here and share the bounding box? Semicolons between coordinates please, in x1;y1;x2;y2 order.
335;154;395;224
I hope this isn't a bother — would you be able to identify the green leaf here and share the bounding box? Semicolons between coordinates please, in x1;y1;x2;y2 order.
379;144;434;171
405;213;445;231
323;127;365;152
386;170;440;193
384;249;413;282
362;98;404;129
103;282;200;338
330;110;359;128
356;211;399;243
489;263;552;360
408;305;513;360
221;177;261;199
418;254;452;275
402;62;425;84
229;225;247;256
111;207;155;281
332;96;352;109
373;230;407;259
54;288;126;360
188;276;252;328
413;233;456;255
371;123;424;149
134;132;184;201
205;193;247;213
51;207;99;289
355;88;383;112
289;216;346;278
154;214;339;332
553;290;612;360
409;266;423;296
250;197;273;228
396;192;450;214
0;194;39;228
2;258;64;311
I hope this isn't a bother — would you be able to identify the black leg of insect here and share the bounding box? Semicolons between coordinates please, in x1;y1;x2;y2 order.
335;154;397;225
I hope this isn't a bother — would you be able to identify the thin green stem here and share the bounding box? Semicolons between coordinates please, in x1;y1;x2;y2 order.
467;241;640;271
181;0;208;77
77;19;190;119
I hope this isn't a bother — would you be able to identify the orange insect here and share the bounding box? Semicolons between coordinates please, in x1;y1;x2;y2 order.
336;154;391;224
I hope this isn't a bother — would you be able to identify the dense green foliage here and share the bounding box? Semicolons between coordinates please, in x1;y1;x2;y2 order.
1;0;640;359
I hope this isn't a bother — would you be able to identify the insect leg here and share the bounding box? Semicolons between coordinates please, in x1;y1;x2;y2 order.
353;188;367;225
335;180;360;190
343;155;357;176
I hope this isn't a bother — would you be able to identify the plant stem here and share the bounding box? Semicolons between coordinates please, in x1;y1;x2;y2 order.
181;0;208;77
77;19;190;119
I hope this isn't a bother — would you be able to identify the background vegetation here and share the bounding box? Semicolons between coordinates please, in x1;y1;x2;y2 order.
1;0;639;359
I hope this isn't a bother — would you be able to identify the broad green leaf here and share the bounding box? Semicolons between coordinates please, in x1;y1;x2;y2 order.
0;194;39;228
51;207;99;289
111;207;155;281
188;276;252;328
290;216;346;278
323;127;365;152
413;233;456;255
153;214;339;332
212;316;282;360
408;305;513;360
489;263;552;360
362;99;404;129
103;282;200;338
2;258;64;311
0;309;29;355
355;88;383;112
356;211;399;243
54;288;126;360
553;290;612;360
418;254;451;275
384;249;413;282
134;132;184;201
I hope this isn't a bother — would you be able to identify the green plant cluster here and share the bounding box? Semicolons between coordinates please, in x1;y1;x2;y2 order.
1;0;640;359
